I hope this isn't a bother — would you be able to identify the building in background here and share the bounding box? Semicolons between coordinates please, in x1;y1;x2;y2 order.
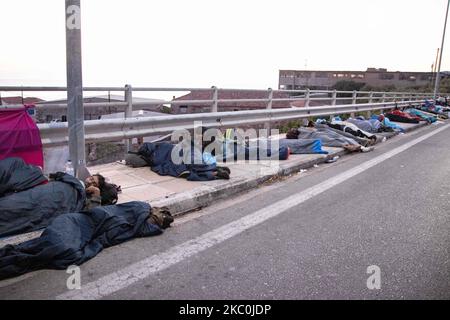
278;68;439;90
35;95;165;123
0;96;44;121
0;96;44;105
171;89;292;114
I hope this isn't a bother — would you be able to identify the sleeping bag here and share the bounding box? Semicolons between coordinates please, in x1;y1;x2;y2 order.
0;201;162;280
0;157;48;197
0;158;86;238
137;142;218;181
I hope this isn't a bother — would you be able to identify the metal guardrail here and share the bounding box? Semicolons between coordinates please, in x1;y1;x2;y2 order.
0;85;436;148
37;100;425;147
0;85;434;110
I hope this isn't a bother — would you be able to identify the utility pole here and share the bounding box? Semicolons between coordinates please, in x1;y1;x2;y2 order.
65;0;86;178
434;0;450;98
431;48;439;86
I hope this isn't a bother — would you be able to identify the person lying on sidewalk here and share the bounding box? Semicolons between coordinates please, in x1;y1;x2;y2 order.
0;157;120;238
345;116;395;133
80;173;120;210
202;127;291;162
0;201;174;281
125;142;232;181
285;128;374;153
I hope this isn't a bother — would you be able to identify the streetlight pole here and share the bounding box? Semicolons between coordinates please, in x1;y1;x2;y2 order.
65;0;86;178
434;0;450;98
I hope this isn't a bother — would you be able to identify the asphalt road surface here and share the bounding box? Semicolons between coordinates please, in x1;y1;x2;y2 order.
1;123;449;300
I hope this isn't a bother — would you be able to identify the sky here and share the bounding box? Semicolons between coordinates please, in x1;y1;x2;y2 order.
1;0;449;99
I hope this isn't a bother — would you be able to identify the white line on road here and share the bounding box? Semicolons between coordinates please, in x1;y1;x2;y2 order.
57;123;450;300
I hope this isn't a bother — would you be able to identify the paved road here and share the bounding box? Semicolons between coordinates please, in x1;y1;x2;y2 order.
1;123;449;299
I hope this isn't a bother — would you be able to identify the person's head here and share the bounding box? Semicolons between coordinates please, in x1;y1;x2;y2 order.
307;120;315;128
85;174;119;205
85;174;105;189
286;128;300;139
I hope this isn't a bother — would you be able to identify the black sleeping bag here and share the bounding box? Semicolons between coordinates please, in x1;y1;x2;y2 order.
0;159;86;239
0;201;163;280
0;157;48;197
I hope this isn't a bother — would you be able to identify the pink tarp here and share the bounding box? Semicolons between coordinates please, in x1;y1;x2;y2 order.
0;106;44;168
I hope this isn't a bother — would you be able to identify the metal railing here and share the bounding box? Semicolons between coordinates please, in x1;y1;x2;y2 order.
0;85;437;149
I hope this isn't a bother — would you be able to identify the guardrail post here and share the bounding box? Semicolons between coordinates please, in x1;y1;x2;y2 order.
329;90;337;121
125;84;133;151
381;92;386;103
350;90;357;118
367;91;374;118
305;88;311;108
211;86;218;112
304;89;311;125
264;88;273;132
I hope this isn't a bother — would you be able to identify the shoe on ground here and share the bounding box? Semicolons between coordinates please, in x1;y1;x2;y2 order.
361;146;375;153
178;170;190;179
149;207;174;229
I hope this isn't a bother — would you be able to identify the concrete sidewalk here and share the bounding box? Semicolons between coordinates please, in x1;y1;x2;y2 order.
89;120;429;217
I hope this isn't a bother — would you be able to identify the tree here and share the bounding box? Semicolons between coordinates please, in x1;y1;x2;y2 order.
332;80;366;92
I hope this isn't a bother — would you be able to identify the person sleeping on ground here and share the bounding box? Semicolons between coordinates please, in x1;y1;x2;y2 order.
327;119;380;142
126;142;232;180
0;201;174;281
285;128;374;153
0;157;120;239
345;116;395;133
200;127;291;161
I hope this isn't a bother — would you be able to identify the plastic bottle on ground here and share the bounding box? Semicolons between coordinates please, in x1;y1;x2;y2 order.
65;160;74;177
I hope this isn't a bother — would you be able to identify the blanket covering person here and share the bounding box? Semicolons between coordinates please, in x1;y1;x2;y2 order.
278;139;328;154
285;127;374;153
0;201;166;280
0;158;86;238
0;157;48;197
404;108;437;123
135;142;221;181
220;142;291;161
385;110;421;123
372;115;405;132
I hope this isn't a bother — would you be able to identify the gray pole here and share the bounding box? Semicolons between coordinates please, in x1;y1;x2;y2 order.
434;0;450;98
65;0;86;177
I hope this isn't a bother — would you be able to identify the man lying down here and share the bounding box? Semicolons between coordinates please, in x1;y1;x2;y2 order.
285;127;375;153
0;201;174;281
0;157;120;239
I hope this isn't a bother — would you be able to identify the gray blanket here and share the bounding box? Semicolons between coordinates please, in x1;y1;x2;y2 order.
294;127;360;148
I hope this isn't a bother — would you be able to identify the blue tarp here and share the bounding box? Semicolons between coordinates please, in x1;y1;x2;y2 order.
405;108;437;123
278;139;328;154
371;115;405;132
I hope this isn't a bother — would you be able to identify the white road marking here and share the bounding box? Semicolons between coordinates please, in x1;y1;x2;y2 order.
56;124;450;300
